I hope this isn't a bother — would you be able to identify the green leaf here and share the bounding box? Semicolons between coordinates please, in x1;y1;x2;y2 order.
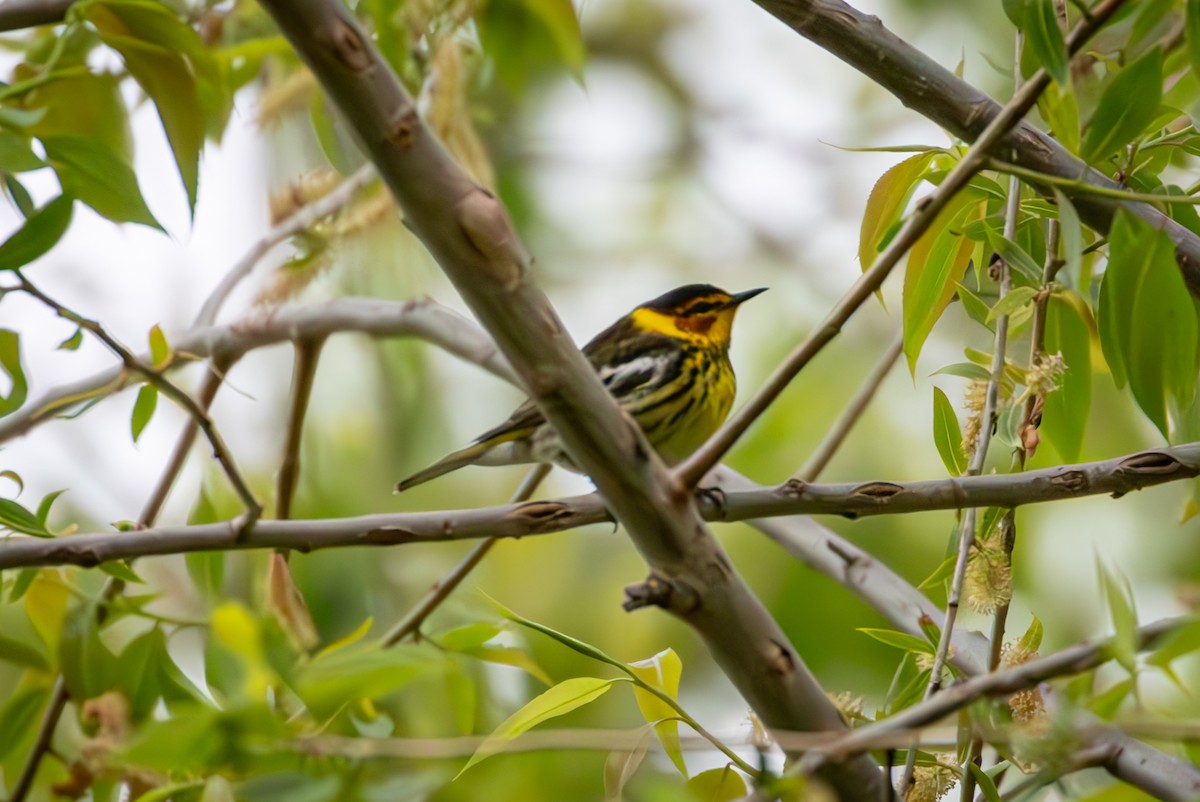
954;282;994;330
294;646;432;717
1041;292;1092;462
0;686;48;761
42;134;161;228
986;232;1043;284
131;384;158;443
60;601;116;698
1053;189;1083;288
0;130;46;172
1038;79;1080;155
986;286;1039;323
1017;615;1043;654
904;192;984;372
83;0;217;213
1090;676;1136;718
0;631;49;671
476;0;585;92
918;554;957;591
0;496;51;537
116;627;163;720
148;323;170;367
0;194;73;270
931;361;991;382
1097;558;1138;673
857;628;936;655
4;174;35;217
0;328;28;416
1024;0;1067;85
629;648;686;777
237;773;342;802
458;677;621;777
1081;48;1164;164
1146;618;1200;668
967;762;1003;802
1002;0;1028;26
459;645;553;686
1098;211;1198;439
57;327;83;351
100;560;144;584
35;488;66;530
685;766;747;802
859;152;936;270
186;550;224;600
1188;0;1200;79
931;386;966;475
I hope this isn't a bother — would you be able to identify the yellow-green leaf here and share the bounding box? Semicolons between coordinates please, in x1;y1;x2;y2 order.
458;677;620;777
1023;0;1067;85
0;329;28;416
858;152;936;271
1098;211;1198;439
686;766;747;802
1041;292;1092;462
131;384;158;443
148;324;170;368
931;386;966;475
25;569;69;663
903;191;985;373
0;194;73;270
629;648;686;777
1081;48;1163;164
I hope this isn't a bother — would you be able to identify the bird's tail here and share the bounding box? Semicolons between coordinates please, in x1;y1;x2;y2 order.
395;441;496;493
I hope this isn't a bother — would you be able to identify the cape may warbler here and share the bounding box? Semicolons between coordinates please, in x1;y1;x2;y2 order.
396;284;765;491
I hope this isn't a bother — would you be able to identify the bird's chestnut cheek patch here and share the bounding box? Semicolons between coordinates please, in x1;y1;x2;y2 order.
676;315;716;335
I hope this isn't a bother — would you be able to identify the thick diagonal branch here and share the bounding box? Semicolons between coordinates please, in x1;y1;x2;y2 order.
255;2;881;795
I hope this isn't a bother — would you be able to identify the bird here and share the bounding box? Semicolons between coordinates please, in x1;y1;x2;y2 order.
395;283;766;492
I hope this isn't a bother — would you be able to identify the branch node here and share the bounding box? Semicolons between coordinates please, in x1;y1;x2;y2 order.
764;638;796;676
851;481;903;501
622;574;699;613
1118;451;1191;476
330;18;369;71
456;187;529;288
387;106;420;150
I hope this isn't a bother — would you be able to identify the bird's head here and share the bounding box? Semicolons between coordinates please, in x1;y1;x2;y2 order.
630;284;767;347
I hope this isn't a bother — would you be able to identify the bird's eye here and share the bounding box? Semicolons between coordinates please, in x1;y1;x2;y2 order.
685;300;718;315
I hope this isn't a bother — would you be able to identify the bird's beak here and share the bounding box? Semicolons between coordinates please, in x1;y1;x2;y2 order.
727;287;768;307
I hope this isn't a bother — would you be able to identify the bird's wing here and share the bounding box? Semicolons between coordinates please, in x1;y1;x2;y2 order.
471;398;545;447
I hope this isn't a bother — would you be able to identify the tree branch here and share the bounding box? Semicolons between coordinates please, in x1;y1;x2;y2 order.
4;442;1200;570
0;297;513;444
0;0;71;32
751;0;1200;296
794;617;1195;772
205;4;888;794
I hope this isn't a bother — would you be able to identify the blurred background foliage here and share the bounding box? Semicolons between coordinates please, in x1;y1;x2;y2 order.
0;0;1198;800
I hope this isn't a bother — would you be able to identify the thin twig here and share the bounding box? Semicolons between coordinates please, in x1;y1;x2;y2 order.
379;463;550;647
794;332;903;482
193;164;376;327
0;297;512;445
15;273;262;523
675;0;1126;488
138;365;231;527
277;339;326;521
795;616;1192;774
7;675;67;802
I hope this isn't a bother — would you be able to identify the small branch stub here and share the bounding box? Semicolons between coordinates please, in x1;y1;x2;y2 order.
623;574;700;613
